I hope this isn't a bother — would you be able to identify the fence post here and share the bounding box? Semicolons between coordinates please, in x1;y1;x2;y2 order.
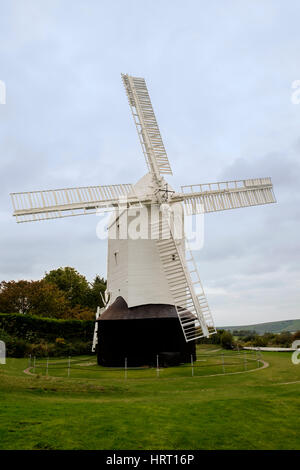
222;352;225;374
190;354;194;377
244;351;247;371
156;355;159;378
28;354;31;368
256;349;260;368
258;347;262;359
68;356;71;377
125;357;127;380
33;356;36;374
46;357;49;376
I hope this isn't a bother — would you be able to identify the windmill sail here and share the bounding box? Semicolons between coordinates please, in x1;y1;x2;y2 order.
11;183;136;222
122;74;173;178
153;207;216;341
180;177;276;215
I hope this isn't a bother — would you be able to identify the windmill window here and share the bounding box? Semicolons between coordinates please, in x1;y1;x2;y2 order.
114;251;119;265
172;254;176;261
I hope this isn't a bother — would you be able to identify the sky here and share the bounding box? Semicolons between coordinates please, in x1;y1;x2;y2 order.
0;0;299;326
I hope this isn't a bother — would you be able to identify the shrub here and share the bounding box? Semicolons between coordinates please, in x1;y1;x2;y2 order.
0;313;94;343
243;333;257;342
220;331;233;350
274;332;292;347
252;335;268;347
292;330;300;342
55;337;65;344
0;313;94;358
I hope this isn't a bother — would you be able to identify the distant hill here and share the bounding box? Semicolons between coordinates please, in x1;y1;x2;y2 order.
219;319;300;335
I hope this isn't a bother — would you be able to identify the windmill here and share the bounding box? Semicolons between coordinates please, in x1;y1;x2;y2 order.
10;74;276;366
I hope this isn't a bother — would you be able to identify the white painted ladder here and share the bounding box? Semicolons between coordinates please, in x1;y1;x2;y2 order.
185;241;216;337
92;306;101;353
153;213;216;342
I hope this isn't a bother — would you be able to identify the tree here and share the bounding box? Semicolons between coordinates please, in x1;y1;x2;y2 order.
292;331;300;342
85;275;107;310
274;332;292;347
0;268;107;320
0;280;70;318
68;305;95;321
252;335;268;347
43;267;90;308
263;332;276;343
0;280;31;314
220;330;233;350
243;332;257;342
28;281;70;318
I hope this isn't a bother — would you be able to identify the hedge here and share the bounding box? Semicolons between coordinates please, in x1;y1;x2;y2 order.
0;313;94;342
0;313;95;357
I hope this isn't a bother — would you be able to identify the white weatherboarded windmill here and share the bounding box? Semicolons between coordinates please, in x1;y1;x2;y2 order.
11;74;276;363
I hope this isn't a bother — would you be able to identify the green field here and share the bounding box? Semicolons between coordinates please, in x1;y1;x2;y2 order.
0;346;300;450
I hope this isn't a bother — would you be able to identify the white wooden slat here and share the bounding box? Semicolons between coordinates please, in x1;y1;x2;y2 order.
181;177;275;215
122;74;173;177
10;183;135;223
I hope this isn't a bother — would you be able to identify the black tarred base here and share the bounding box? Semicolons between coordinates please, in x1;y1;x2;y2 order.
96;297;196;367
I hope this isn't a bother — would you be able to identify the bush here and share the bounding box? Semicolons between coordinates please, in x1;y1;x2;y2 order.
273;332;292;347
55;337;65;344
197;329;225;345
243;333;257;342
252;335;268;347
0;331;30;358
0;313;94;342
220;331;233;350
0;313;94;358
292;330;300;342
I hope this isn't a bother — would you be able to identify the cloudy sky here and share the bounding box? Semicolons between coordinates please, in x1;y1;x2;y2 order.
0;0;299;326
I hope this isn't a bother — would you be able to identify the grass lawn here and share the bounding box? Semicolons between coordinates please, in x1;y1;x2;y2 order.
0;346;299;450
